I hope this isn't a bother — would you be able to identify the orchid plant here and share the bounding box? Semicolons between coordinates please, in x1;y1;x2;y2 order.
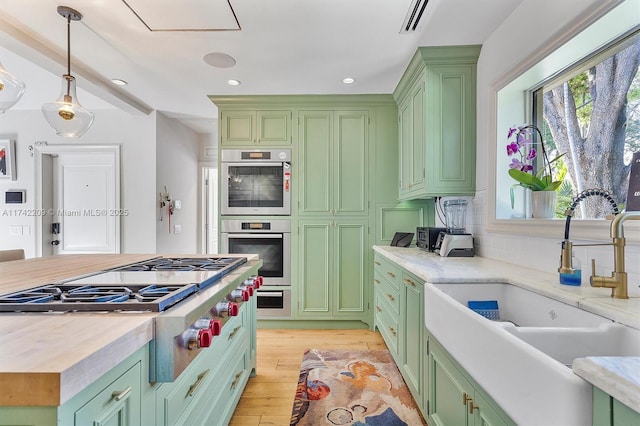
506;124;565;207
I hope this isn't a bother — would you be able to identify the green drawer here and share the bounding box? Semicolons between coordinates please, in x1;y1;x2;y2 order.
374;254;400;290
375;289;400;357
374;269;400;315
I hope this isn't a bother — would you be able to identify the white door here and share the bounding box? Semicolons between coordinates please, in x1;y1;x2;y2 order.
51;151;120;254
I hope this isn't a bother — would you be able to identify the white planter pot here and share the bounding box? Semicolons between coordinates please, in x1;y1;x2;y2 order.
531;191;557;218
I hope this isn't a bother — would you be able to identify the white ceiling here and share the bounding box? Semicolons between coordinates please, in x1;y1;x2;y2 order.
0;0;524;134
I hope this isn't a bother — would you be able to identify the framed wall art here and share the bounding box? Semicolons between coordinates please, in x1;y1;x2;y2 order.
0;139;17;180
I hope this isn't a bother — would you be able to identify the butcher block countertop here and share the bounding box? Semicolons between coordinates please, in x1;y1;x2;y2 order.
0;254;158;294
0;254;257;407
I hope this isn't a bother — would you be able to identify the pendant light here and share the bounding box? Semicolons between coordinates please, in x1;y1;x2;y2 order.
41;6;94;138
0;60;26;113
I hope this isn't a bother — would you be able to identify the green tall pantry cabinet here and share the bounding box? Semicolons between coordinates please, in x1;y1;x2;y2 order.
210;95;412;328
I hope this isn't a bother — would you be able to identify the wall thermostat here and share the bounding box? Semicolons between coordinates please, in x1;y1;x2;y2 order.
5;190;26;204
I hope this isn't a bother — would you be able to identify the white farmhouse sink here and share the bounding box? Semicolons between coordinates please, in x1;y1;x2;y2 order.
424;282;640;426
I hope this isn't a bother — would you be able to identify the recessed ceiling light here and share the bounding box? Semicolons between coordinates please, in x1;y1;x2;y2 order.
203;52;236;68
111;78;128;86
227;79;241;86
342;77;356;84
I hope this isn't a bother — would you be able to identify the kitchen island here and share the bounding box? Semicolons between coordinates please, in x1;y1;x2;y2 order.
0;254;262;425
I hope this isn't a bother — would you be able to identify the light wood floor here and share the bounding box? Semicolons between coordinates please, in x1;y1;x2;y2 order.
229;329;388;426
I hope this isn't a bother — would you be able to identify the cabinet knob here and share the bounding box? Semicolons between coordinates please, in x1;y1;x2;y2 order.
386;272;396;278
386;294;395;302
376;305;382;312
374;279;380;284
469;401;479;415
388;326;396;337
404;278;415;287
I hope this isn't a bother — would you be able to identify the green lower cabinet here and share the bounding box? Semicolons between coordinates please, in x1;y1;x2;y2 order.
0;346;149;426
429;338;512;426
593;387;640;426
298;220;368;321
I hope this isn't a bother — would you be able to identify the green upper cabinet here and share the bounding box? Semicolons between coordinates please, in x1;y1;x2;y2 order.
220;110;292;146
394;46;480;200
299;110;369;216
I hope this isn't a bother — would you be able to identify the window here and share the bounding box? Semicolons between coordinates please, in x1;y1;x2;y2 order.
490;1;640;243
533;30;640;219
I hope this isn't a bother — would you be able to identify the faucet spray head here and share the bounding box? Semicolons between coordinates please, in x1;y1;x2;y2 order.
558;240;574;274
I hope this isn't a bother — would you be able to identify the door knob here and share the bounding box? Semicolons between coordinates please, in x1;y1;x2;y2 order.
51;240;60;245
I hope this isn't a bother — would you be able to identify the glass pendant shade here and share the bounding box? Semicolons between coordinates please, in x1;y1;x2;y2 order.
0;60;26;113
41;74;94;138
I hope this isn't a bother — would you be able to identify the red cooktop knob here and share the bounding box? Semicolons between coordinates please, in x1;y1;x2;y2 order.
240;284;254;296
198;328;212;348
255;275;264;287
229;302;239;316
211;319;222;336
241;289;250;301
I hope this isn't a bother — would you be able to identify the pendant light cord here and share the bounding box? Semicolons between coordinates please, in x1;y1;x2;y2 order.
65;14;72;96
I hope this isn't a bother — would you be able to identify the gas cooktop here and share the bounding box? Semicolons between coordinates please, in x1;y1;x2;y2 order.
0;256;247;313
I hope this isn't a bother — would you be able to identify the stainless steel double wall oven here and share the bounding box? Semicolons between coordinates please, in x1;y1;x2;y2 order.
220;148;292;318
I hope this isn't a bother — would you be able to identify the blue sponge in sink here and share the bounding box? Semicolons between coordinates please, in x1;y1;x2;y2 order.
467;300;500;321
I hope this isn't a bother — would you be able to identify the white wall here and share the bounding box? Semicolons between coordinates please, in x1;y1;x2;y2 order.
0;108;157;257
155;113;201;253
471;0;640;295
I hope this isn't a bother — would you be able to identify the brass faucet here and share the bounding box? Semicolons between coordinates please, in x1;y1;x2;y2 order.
588;210;640;299
557;189;638;299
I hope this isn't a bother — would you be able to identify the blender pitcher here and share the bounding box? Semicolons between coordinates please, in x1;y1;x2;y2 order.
443;200;468;234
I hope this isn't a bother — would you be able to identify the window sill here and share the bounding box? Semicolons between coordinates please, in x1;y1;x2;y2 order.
486;217;640;244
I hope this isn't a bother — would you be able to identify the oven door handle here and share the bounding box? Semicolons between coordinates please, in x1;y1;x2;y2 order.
225;233;283;239
223;162;286;167
257;291;283;297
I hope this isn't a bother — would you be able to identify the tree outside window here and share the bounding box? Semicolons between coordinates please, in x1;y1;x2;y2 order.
540;31;640;218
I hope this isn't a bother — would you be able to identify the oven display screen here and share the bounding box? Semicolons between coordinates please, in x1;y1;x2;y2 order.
242;222;271;230
241;152;271;160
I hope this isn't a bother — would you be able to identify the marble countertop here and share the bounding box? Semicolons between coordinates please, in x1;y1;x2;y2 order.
374;245;640;413
373;245;640;329
573;357;640;413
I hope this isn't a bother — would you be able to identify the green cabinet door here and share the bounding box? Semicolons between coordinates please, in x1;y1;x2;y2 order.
429;341;470;426
220;110;291;146
401;271;423;401
299;110;368;215
398;75;425;199
298;220;367;318
593;386;640;426
429;339;511;426
423;64;476;195
74;362;142;426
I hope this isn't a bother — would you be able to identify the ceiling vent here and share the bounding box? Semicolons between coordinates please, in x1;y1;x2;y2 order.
400;0;429;33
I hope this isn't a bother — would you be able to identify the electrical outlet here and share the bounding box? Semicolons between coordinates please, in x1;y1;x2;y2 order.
174;225;181;234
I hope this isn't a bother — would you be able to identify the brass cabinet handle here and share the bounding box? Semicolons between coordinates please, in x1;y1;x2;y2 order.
463;392;472;406
187;369;210;397
386;293;395;302
404;278;415;287
374;278;381;284
230;371;243;390
376;305;382;312
388;326;396;336
375;261;381;266
111;386;132;402
386;271;396;279
228;325;242;340
469;400;479;414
